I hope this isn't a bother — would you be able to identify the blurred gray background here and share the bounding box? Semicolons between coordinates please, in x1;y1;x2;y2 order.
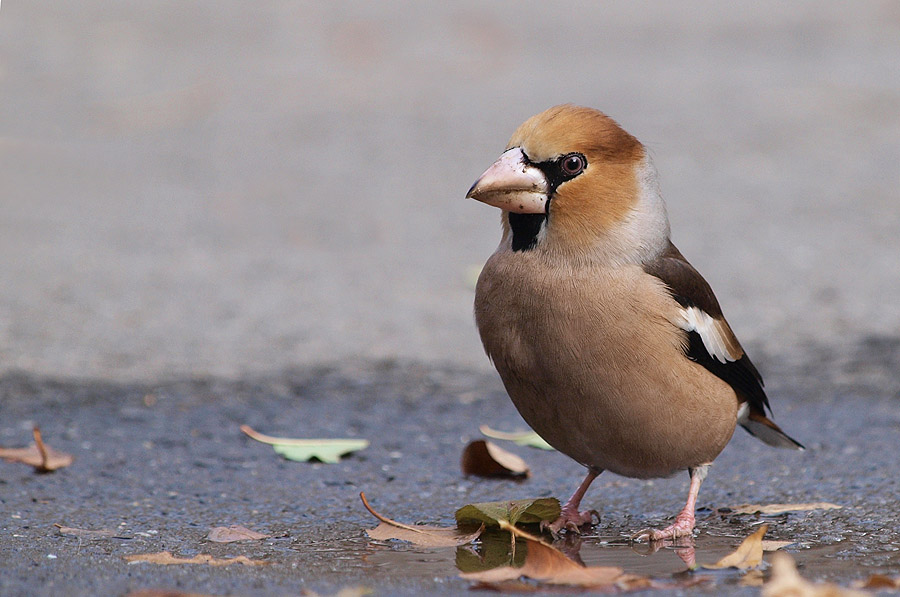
1;1;898;382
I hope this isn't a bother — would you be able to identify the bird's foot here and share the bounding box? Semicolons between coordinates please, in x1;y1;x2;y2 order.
542;506;599;536
629;535;697;569
631;511;696;543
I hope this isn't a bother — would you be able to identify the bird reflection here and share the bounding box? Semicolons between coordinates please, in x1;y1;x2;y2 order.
455;526;698;576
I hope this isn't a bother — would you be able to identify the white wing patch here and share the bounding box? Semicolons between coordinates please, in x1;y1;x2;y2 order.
737;401;750;423
678;306;742;364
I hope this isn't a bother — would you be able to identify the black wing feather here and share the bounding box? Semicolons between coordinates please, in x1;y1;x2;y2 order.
644;241;772;414
683;330;770;413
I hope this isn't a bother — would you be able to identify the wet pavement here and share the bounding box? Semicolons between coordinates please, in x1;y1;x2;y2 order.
2;341;899;596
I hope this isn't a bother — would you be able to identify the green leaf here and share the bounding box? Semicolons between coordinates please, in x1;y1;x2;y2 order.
241;425;368;463
455;527;527;572
455;498;561;528
272;439;369;463
479;425;555;451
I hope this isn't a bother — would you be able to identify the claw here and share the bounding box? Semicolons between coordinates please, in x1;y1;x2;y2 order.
631;527;653;542
632;465;707;543
544;468;602;536
543;508;599;536
631;512;696;543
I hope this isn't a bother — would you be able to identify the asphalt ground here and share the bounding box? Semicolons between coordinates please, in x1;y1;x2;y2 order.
1;342;899;596
1;2;899;596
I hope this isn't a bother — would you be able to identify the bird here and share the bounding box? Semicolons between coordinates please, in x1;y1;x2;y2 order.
466;104;803;540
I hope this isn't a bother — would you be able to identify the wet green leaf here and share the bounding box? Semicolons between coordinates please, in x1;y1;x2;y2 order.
240;425;368;463
455;527;528;573
459;520;633;588
479;425;554;451
455;498;560;528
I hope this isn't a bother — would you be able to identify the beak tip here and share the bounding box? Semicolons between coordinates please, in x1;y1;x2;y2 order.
465;179;479;199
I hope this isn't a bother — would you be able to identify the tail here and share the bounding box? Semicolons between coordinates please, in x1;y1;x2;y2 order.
739;404;805;450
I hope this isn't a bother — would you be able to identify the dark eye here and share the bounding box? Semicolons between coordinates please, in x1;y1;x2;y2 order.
560;153;585;176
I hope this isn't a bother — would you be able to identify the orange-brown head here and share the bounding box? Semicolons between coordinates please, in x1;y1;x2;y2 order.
467;105;670;264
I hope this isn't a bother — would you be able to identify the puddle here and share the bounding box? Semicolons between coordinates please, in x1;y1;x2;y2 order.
328;526;900;591
354;530;744;582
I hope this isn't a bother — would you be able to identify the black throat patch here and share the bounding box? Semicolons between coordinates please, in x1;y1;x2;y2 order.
508;212;546;252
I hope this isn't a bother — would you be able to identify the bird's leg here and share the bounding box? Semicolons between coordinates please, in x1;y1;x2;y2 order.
633;464;709;542
674;544;697;569
544;467;602;535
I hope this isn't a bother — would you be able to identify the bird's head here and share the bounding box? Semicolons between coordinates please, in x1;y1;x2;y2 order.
467;105;670;263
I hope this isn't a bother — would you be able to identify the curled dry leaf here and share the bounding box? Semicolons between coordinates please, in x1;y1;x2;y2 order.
460;520;635;588
763;553;869;597
730;503;842;515
479;425;555;451
361;492;483;547
206;525;270;543
461;440;530;478
703;525;768;570
455;497;560;528
0;427;73;472
240;424;368;463
124;551;267;567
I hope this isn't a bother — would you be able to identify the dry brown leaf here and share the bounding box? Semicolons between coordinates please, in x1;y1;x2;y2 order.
762;540;795;552
300;588;372;597
461;440;530;478
730;503;842;515
460;520;630;588
123;551;267;566
703;525;768;570
55;524;122;539
367;521;480;547
361;492;483;547
856;574;900;589
763;553;869;597
0;427;73;472
126;590;215;597
206;525;270;543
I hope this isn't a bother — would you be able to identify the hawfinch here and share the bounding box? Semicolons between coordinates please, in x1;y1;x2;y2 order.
467;105;802;540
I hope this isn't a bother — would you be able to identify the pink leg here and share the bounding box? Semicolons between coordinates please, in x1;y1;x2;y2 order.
674;545;697;569
633;465;709;542
545;468;602;535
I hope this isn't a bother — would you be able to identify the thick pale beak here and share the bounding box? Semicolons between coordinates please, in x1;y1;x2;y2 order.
466;147;549;214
